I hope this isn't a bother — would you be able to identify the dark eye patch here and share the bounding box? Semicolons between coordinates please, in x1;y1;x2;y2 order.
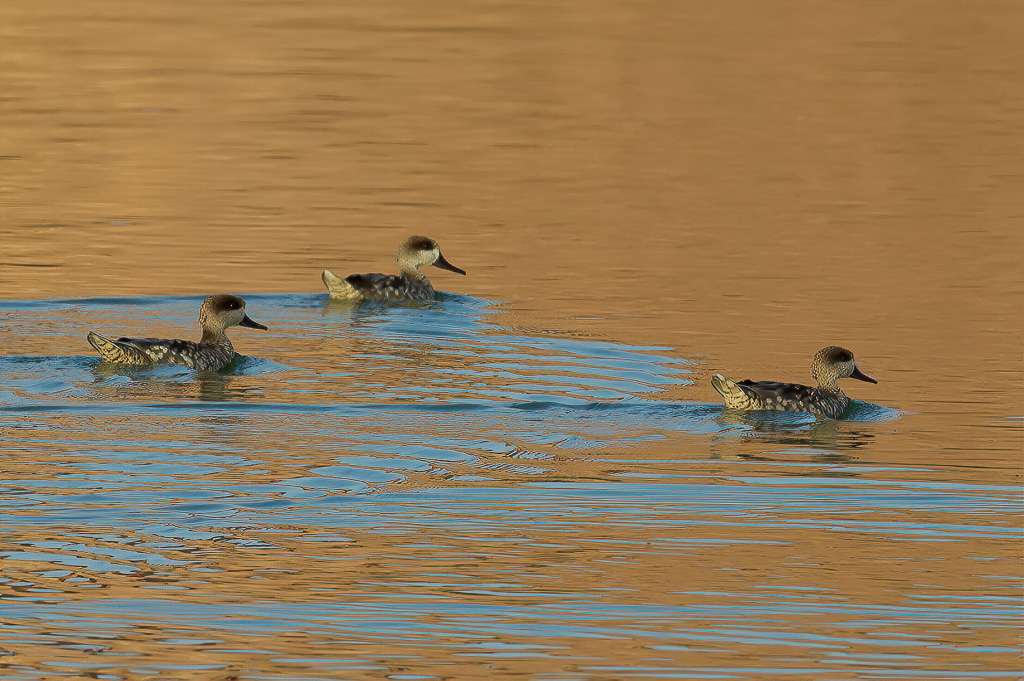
214;296;242;312
408;237;435;251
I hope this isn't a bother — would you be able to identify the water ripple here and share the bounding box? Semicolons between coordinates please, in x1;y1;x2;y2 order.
0;294;1017;680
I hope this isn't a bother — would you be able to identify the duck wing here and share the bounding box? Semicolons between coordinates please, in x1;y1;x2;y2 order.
130;337;238;371
88;332;234;370
346;273;433;302
322;268;434;302
737;380;816;401
119;337;203;365
344;273;406;293
736;380;827;412
712;374;813;410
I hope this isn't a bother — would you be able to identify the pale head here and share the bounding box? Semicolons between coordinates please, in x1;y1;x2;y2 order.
810;346;876;385
197;294;268;333
395;236;466;276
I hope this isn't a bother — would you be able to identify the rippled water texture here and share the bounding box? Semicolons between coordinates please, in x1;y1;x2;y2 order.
1;1;1022;680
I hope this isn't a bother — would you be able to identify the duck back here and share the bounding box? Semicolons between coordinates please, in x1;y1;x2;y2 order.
88;333;235;371
737;379;846;418
712;374;847;418
324;270;434;303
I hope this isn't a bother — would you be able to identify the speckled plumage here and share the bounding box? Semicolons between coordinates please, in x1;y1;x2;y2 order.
711;346;877;419
322;236;466;303
87;294;267;371
323;270;436;303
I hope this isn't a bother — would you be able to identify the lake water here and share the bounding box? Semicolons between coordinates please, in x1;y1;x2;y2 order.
1;1;1021;679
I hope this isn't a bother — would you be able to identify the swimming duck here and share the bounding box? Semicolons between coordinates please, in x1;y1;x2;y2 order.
321;236;466;303
86;294;267;371
711;346;877;418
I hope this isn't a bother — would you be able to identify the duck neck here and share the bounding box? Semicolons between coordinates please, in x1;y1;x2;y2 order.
816;375;845;400
200;326;232;350
399;263;430;286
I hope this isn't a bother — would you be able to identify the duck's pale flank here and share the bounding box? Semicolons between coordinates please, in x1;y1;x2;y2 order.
711;346;877;418
322;236;466;303
87;294;267;371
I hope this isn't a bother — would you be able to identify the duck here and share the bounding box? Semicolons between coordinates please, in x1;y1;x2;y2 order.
321;236;466;303
86;294;267;371
711;346;877;418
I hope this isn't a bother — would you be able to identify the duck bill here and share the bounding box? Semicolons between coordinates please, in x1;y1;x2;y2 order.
239;314;268;330
433;252;466;275
850;365;877;384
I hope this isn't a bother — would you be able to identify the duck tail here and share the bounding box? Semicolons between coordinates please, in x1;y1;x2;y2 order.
321;268;357;299
711;373;756;410
87;332;148;365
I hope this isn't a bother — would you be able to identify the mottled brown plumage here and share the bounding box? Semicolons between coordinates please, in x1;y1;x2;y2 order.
87;295;267;371
322;236;466;303
711;346;877;418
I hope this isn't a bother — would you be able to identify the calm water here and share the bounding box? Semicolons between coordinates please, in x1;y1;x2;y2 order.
1;1;1022;679
0;294;1018;679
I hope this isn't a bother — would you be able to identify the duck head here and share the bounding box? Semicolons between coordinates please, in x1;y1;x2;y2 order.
396;236;466;276
198;294;268;333
811;346;877;385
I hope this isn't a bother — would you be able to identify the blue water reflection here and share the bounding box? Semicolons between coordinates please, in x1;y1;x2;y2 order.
0;294;1018;680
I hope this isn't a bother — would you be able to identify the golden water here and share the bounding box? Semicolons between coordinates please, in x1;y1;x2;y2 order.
1;1;1021;679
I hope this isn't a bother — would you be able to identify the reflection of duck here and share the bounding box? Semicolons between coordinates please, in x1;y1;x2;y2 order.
714;409;876;453
86;295;267;371
712;346;877;419
321;236;466;303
